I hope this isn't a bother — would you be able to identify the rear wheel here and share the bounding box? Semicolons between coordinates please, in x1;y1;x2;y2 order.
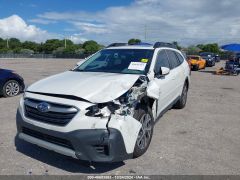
174;83;188;109
133;106;154;158
2;80;20;97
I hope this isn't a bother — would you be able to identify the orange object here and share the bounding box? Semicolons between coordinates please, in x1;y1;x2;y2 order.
187;55;206;71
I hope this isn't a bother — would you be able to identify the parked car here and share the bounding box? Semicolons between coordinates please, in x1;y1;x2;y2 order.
225;58;240;75
187;55;206;71
200;52;216;67
214;54;221;62
16;42;190;162
0;68;25;97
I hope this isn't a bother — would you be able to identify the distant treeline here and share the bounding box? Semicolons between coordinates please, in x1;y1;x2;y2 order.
0;37;232;59
0;38;104;56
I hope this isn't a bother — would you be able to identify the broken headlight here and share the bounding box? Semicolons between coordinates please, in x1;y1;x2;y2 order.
85;102;120;117
85;105;102;117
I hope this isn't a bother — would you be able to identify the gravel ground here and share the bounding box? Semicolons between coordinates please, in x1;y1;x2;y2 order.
0;58;239;175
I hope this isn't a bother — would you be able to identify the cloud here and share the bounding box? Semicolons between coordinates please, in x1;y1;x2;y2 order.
0;15;55;42
70;22;110;34
36;0;240;45
28;18;56;25
69;33;88;44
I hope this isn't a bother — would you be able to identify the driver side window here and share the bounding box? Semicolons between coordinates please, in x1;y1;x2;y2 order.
154;50;170;73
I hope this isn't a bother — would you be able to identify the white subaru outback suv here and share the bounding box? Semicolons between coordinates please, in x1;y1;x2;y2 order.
16;42;190;162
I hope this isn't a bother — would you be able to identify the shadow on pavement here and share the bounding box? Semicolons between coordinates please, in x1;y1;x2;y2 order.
14;136;125;174
198;70;216;74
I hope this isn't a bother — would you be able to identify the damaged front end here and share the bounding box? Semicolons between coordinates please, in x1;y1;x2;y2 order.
17;75;156;162
85;75;149;118
83;76;151;156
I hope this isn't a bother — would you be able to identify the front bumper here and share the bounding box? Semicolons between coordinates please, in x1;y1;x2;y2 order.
16;110;132;162
206;60;214;66
191;64;199;70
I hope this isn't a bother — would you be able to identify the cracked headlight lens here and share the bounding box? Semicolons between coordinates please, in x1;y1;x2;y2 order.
85;105;101;117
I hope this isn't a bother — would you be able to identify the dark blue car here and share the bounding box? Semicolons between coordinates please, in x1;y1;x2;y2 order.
200;52;216;67
0;68;25;97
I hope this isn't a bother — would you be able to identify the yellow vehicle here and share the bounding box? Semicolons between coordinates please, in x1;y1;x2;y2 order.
187;55;206;71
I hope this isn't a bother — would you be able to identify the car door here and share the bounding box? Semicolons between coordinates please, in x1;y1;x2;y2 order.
167;50;186;99
147;49;176;116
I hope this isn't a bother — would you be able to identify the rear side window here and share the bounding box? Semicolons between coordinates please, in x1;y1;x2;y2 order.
166;50;181;69
154;50;170;72
175;52;185;64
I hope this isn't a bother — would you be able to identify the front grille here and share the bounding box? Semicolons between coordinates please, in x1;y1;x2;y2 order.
22;127;74;150
24;98;78;126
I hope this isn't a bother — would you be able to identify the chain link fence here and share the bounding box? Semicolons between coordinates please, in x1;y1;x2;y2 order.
0;53;89;59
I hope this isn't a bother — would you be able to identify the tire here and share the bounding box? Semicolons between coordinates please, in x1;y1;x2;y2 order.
193;65;199;71
174;83;188;109
133;105;154;158
2;80;20;97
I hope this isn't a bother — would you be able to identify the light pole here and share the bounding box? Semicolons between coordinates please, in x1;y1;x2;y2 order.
64;38;67;49
144;24;147;41
6;38;9;49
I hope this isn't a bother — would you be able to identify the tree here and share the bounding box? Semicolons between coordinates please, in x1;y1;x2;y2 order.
82;40;100;54
20;49;34;54
172;41;181;50
128;38;141;45
197;43;220;53
22;41;39;52
8;38;21;49
42;39;63;53
186;45;201;55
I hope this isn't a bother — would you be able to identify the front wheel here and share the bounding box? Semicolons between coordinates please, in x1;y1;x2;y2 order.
2;80;20;97
174;83;188;109
133;106;154;158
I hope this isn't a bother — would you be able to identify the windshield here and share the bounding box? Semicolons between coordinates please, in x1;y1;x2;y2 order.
74;49;154;74
189;56;200;60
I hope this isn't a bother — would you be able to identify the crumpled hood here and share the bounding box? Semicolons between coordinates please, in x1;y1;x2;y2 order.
27;71;140;103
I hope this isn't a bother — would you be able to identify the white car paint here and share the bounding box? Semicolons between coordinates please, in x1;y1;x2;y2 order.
27;71;140;103
17;45;190;161
108;114;142;154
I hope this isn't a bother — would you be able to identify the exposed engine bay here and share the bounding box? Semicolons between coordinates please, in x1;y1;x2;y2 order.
84;75;150;119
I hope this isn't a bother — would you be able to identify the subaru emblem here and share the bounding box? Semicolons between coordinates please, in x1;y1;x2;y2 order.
36;102;50;113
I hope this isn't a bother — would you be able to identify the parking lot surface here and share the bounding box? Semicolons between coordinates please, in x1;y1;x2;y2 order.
0;59;240;175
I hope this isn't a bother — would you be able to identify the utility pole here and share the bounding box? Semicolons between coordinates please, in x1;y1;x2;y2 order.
64;38;67;49
144;25;147;41
6;38;9;48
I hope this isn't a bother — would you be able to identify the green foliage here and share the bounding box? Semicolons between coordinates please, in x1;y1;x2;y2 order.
20;49;34;54
0;37;223;58
42;39;63;53
22;41;39;52
186;45;202;55
9;38;21;49
197;43;220;53
128;38;141;45
82;40;101;54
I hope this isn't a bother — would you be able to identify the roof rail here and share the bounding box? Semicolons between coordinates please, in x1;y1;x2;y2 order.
107;43;128;48
153;42;177;49
129;42;153;46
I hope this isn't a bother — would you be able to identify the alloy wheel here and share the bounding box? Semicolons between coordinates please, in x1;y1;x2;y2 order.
136;113;153;150
5;81;20;97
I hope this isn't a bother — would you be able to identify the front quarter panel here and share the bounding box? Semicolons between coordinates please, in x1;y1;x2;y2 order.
108;115;142;154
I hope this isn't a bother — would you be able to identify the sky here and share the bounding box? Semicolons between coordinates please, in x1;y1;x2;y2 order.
0;0;240;46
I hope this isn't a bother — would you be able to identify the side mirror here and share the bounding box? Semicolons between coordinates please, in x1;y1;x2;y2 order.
154;67;170;78
161;67;170;75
